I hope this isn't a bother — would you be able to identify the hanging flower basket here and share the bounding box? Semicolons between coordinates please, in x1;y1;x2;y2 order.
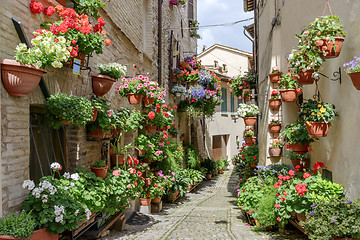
268;123;281;133
348;72;360;90
145;125;157;134
269;72;282;83
297;69;315;85
126;93;143;104
1;59;46;96
269;99;282;110
280;89;297;102
244;137;256;146
92;73;116;97
269;147;282;157
90;166;108;179
316;37;344;59
243;117;257;126
143;96;154;106
140;198;151;206
306;121;330;137
290;142;309;154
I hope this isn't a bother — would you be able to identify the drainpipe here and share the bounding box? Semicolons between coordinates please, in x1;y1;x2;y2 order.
254;0;259;144
158;0;163;85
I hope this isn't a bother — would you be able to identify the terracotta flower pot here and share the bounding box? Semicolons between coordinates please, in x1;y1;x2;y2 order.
127;93;143;104
146;125;157;134
280;89;297;102
186;184;192;192
316;37;344;59
306;121;330;137
269;147;282;157
296;213;306;222
206;173;212;180
30;228;58;240
0;235;21;240
243;117;257;126
297;69;315;85
290;142;309;154
169;190;179;201
144;178;152;186
244;137;256;146
268;123;281;133
143;96;154;106
89;127;110;140
348;72;360;90
269;72;282;83
89;108;98;122
90;166;108;179
269;99;282;110
1;59;46;96
111;155;125;165
250;163;257;168
140;198;151;206
92;73;116;97
244;95;252;103
151;197;162;204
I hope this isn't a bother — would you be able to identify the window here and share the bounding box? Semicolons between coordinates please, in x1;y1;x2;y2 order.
230;93;235;113
188;0;194;20
30;106;67;184
221;87;227;113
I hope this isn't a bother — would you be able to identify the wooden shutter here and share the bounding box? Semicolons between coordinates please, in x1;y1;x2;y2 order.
230;93;235;113
221;87;227;113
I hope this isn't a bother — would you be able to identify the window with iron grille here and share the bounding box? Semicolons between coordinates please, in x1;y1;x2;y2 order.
30;106;67;184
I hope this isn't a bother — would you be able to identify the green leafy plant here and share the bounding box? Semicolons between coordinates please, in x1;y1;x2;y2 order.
244;129;254;137
299;99;337;124
303;198;360;240
229;76;247;97
280;120;316;146
255;186;277;227
46;93;93;129
270;90;280;99
201;158;217;174
270;66;281;74
87;97;114;132
279;73;298;89
215;159;226;171
182;169;204;185
0;211;36;239
240;145;259;164
285;149;310;160
184;143;201;169
72;0;108;18
91;160;107;168
97;62;127;79
113;107;144;132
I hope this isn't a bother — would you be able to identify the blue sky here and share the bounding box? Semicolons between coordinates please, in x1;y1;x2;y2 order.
197;0;253;54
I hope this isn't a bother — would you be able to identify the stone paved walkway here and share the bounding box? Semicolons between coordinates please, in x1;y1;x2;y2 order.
102;167;308;240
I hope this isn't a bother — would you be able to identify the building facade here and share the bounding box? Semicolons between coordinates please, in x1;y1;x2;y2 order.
0;0;197;215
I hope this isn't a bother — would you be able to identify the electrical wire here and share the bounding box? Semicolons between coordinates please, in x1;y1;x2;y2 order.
166;17;254;30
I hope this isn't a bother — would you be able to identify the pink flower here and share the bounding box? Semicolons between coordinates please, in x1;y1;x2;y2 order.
277;217;281;222
112;170;121;176
172;177;175;182
127;184;131;188
124;83;128;88
107;110;113;117
154;184;159;187
171;172;175;176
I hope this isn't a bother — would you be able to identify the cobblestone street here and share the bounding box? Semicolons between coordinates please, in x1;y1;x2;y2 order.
103;168;308;240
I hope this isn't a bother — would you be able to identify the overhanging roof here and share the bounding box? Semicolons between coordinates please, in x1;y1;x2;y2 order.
244;23;254;39
243;0;254;12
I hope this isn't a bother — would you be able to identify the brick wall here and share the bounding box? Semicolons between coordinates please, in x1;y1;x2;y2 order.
0;0;196;214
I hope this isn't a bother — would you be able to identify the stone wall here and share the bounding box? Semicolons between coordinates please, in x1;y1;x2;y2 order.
0;0;197;214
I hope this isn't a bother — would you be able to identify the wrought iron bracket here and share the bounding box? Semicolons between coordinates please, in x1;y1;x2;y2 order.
314;67;341;84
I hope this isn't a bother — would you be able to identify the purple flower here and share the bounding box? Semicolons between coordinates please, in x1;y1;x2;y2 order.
190;85;206;99
331;216;337;223
310;210;314;216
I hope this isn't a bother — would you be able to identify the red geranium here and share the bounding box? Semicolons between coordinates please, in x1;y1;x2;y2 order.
274;203;280;208
97;17;106;26
30;1;44;14
313;161;325;170
303;172;311;179
154;184;159;187
148;111;155;119
295;183;308;196
104;39;111;46
44;6;56;16
174;105;178;109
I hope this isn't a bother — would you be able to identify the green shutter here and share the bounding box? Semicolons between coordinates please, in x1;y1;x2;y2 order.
231;93;235;113
221;88;227;113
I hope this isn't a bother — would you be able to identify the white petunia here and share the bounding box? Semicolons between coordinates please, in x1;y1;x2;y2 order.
55;214;63;223
70;173;80;181
22;180;35;191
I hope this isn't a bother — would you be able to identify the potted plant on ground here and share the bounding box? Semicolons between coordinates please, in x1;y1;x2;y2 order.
280;120;316;154
268;116;281;133
237;103;259;126
285;150;309;172
343;56;360;90
93;62;127;96
269;140;282;157
279;73;300;102
90;160;108;179
45;93;93;129
1;30;70;96
269;90;281;110
0;211;36;240
22;173;89;238
202;158;217;180
110;133;136;167
117;75;147;104
268;66;282;83
149;181;166;204
298;99;337;137
244;129;256;146
241;145;259;168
